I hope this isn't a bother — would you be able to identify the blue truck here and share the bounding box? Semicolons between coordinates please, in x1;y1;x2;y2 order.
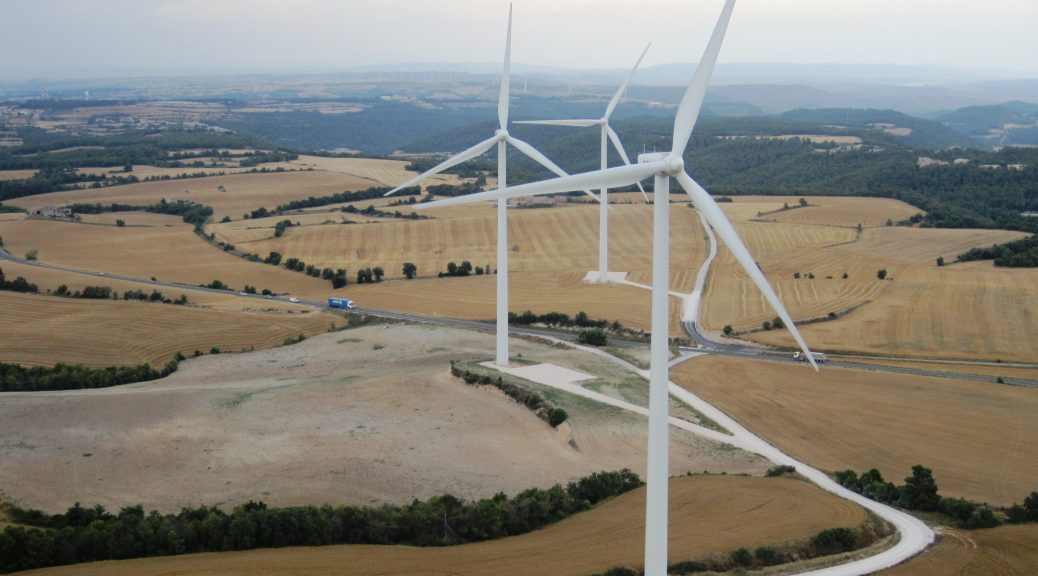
328;297;356;310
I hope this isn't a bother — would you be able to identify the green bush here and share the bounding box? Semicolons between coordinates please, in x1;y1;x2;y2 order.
812;527;858;555
578;328;608;346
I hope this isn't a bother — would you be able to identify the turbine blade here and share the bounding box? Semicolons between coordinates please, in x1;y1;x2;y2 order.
671;0;736;156
415;161;664;211
499;3;512;129
384;135;498;196
676;171;819;371
605;42;651;120
506;135;600;202
514;119;601;127
606;125;649;202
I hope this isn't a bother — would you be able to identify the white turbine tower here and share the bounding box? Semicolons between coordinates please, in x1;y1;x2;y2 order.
517;43;652;283
415;1;819;574
384;4;595;367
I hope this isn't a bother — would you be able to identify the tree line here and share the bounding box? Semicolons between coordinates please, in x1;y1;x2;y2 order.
955;234;1038;267
0;469;642;573
836;464;1038;529
0;354;180;393
450;361;568;427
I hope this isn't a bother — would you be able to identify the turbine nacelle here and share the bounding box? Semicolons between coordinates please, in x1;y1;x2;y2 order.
637;153;684;177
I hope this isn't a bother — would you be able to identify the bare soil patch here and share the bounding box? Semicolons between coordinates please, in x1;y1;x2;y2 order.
880;524;1038;576
0;325;765;515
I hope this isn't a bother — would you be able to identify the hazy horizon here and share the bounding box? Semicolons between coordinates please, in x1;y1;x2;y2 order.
3;0;1037;82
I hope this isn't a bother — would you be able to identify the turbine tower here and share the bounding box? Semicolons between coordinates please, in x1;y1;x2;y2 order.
415;2;819;574
385;4;595;366
517;43;651;283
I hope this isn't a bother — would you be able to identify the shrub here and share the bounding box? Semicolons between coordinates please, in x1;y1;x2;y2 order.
765;465;795;477
578;328;608;346
812;527;857;555
723;325;733;336
877;268;888;280
547;408;569;428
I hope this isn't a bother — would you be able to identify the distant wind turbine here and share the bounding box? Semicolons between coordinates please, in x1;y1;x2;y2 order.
517;43;651;283
415;1;818;574
385;3;596;367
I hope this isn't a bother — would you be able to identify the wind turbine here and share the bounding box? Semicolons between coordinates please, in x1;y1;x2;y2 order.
517;43;652;283
415;1;818;574
385;3;596;367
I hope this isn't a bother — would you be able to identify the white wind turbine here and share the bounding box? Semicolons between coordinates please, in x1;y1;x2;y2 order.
516;43;652;283
385;3;596;367
414;1;818;574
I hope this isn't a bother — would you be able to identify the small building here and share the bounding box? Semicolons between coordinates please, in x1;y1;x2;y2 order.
33;206;75;220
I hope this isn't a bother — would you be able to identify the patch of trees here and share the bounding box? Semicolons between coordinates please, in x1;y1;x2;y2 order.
509;310;610;330
0;354;180;393
267;253;348;288
0;202;22;213
0;468;640;572
450;361;569;428
836;465;1000;529
272;185;420;213
956;234;1038;267
402;262;417;279
578;328;608;346
0;267;39;293
0;167;85;202
341;203;428;220
119;288;189;305
355;267;383;284
439;260;476;277
273;219;294;237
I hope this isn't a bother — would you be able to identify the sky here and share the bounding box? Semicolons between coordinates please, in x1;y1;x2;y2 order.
2;0;1037;80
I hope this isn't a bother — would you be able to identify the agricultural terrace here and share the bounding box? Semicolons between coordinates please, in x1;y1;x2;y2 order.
700;197;1035;361
0;291;333;368
18;475;870;576
0;325;768;514
673;355;1038;506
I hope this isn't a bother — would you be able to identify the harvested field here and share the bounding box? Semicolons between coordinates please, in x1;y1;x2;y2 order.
700;206;1037;361
673;355;1038;505
283;155;469;188
0;218;331;297
0;169;37;180
0;291;334;368
19;475;869;576
0;325;766;514
76;212;185;227
880;524;1038;576
7;171;378;219
759;196;921;228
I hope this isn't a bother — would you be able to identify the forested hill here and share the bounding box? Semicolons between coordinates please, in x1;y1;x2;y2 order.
403;113;1038;234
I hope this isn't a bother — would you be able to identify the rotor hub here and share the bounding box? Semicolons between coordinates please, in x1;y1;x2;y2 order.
664;154;685;176
495;129;509;140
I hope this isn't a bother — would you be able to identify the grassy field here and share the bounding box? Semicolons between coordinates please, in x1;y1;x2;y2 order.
699;197;1035;361
0;291;335;367
672;355;1038;506
880;525;1038;576
19;475;869;576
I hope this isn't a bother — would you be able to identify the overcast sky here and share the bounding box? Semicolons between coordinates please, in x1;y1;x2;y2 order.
3;0;1036;80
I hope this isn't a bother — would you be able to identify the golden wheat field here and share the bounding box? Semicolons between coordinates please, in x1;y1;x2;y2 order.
0;291;335;367
880;525;1038;576
842;358;1038;381
282;155;471;188
75;211;185;227
6;171;377;219
673;355;1038;505
0;169;38;180
700;204;1036;361
758;196;921;228
0;218;332;297
20;475;869;576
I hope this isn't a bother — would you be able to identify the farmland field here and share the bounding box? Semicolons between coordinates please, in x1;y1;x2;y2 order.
0;217;332;297
18;475;869;576
6;171;378;219
0;291;334;368
0;325;767;514
880;525;1038;576
673;355;1038;505
699;199;1036;361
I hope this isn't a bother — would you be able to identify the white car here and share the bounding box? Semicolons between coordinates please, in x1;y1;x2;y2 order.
289;297;300;303
239;292;248;296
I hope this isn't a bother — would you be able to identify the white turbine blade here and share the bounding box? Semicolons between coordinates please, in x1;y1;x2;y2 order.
606;125;649;202
384;135;498;196
506;135;601;202
498;3;512;129
676;171;819;371
671;0;736;156
514;119;601;127
415;161;664;210
604;42;651;120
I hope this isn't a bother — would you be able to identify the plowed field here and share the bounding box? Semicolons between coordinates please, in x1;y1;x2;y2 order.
881;525;1038;576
